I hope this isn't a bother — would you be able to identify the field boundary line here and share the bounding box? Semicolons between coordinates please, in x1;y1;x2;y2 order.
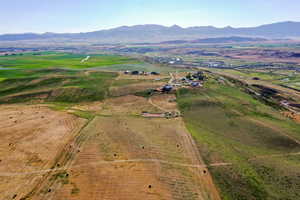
0;159;232;177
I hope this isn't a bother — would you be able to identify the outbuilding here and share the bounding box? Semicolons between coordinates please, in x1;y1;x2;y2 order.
162;85;173;92
191;82;200;87
131;71;140;75
150;72;160;75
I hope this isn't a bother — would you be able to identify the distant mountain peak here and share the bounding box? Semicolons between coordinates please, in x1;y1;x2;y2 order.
170;24;182;29
223;26;234;29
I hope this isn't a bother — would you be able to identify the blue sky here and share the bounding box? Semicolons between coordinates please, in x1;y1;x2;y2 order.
1;0;300;34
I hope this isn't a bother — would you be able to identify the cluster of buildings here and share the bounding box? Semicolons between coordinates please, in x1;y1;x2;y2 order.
140;71;206;119
145;56;183;65
157;71;206;93
175;71;205;88
124;70;160;76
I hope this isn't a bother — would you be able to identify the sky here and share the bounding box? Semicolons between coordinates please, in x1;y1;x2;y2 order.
1;0;300;34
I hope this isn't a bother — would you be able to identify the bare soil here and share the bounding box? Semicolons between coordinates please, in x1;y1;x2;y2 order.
282;111;300;123
149;94;178;112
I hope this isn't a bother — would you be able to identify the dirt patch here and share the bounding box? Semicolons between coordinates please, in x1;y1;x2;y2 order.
149;94;178;112
98;95;160;116
71;101;103;112
282;111;300;123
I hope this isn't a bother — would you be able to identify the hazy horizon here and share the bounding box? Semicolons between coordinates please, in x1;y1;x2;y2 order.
1;0;300;34
1;21;299;35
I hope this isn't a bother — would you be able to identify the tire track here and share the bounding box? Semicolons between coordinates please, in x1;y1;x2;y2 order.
148;97;169;112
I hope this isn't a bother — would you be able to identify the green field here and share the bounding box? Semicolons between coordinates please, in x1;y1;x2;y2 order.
0;52;157;103
0;52;140;69
176;78;300;200
0;51;187;103
0;68;117;103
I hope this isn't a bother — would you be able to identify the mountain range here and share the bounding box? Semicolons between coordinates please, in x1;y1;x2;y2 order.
1;21;300;43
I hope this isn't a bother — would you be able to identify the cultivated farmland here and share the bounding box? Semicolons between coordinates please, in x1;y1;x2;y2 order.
0;49;300;200
0;52;140;69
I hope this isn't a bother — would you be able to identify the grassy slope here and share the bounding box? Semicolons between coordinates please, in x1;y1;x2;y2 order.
0;68;117;103
176;78;300;200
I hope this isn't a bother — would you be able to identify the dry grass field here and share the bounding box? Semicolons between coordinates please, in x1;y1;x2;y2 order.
0;93;223;200
0;104;86;200
49;95;220;200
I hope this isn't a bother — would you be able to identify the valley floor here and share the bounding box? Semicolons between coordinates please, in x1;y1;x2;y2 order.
1;67;300;200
